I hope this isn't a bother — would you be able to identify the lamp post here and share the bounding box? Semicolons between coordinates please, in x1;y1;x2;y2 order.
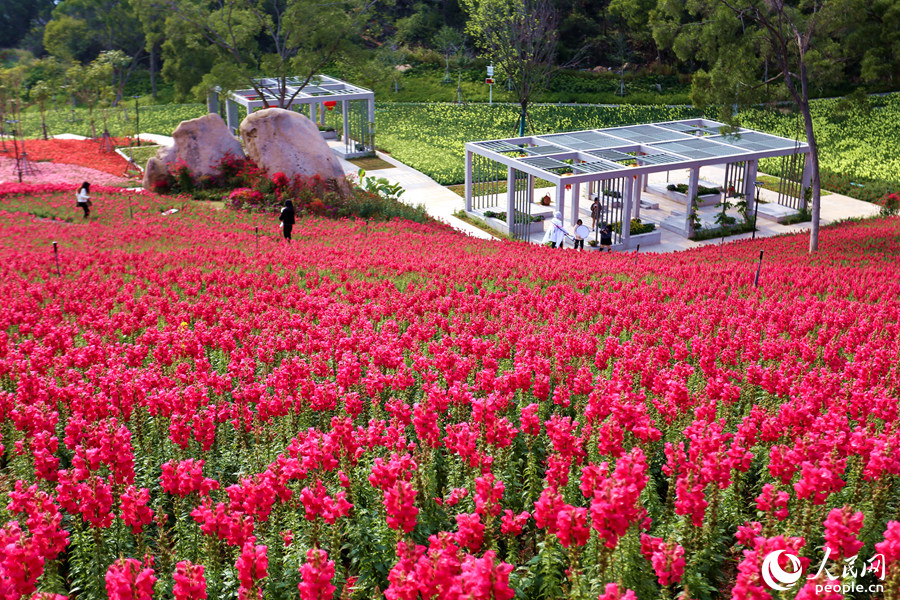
132;95;141;145
751;182;762;240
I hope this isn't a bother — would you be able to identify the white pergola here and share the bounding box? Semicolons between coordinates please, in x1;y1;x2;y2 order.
465;118;811;242
208;75;375;158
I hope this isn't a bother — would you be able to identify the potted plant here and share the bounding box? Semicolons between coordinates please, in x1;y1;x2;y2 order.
588;239;599;247
540;194;551;206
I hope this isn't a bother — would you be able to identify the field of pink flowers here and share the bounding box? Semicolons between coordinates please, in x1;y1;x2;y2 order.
1;184;899;600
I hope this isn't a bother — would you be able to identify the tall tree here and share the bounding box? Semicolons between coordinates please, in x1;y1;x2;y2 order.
0;0;54;50
462;0;563;136
132;0;168;98
164;0;376;106
651;0;866;252
432;25;464;83
47;0;146;99
67;59;113;138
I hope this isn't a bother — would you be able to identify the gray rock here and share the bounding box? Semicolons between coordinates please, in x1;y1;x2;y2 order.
239;108;349;197
143;113;244;191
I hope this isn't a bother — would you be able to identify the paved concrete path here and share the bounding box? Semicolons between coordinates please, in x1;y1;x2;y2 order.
328;143;495;240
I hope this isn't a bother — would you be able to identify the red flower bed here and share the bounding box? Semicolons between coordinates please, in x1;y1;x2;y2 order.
1;185;900;599
0;138;133;176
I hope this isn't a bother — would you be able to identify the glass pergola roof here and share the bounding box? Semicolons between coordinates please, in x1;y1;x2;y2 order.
225;75;373;108
467;119;809;183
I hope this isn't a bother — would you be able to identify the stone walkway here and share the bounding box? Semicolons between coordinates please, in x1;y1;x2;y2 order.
327;143;494;240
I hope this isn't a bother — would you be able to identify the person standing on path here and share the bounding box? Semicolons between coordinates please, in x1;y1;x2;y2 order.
590;196;601;230
573;219;590;250
542;211;568;249
279;199;295;242
600;223;613;250
76;182;91;219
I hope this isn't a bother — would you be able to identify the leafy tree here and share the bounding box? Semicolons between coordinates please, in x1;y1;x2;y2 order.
51;0;146;60
98;49;133;103
433;25;464;83
164;0;376;107
394;2;442;46
27;58;65;139
131;0;167;98
462;0;564;136
67;58;113;138
650;0;871;252
43;14;94;62
0;0;55;51
30;80;54;139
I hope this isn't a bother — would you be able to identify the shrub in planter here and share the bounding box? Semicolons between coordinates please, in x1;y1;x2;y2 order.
484;210;544;223
611;219;656;235
667;183;721;196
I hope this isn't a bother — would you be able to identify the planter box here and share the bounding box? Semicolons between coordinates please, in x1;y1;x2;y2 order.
650;184;722;207
585;228;661;250
471;209;544;235
320;130;337;140
619;228;661;249
483;215;545;235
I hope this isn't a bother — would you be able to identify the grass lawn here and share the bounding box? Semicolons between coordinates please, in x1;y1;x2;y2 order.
118;145;161;168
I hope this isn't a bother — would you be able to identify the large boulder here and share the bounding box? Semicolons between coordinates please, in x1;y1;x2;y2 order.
239;108;348;196
143;113;243;191
142;157;170;191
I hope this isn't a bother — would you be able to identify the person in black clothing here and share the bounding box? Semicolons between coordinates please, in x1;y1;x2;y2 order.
279;199;295;242
600;223;613;249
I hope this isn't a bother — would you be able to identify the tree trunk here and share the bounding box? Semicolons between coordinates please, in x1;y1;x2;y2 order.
150;45;158;99
798;63;820;253
518;104;527;136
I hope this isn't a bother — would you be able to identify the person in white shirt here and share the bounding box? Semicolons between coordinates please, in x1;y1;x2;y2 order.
75;181;91;218
542;211;568;248
573;219;591;250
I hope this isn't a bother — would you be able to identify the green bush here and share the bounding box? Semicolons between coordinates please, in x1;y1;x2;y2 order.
484;210;544;223
667;183;722;196
689;221;756;241
611;219;656;235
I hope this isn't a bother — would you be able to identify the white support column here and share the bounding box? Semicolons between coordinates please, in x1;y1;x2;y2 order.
226;99;239;134
310;102;317;125
206;91;218;114
341;100;350;152
506;167;516;232
527;175;535;205
643;173;649;192
464;151;474;213
800;154;812;204
571;182;581;226
556;184;566;222
367;98;376;151
633;174;642;219
320;103;326;126
744;159;758;215
685;166;700;237
622;176;634;246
